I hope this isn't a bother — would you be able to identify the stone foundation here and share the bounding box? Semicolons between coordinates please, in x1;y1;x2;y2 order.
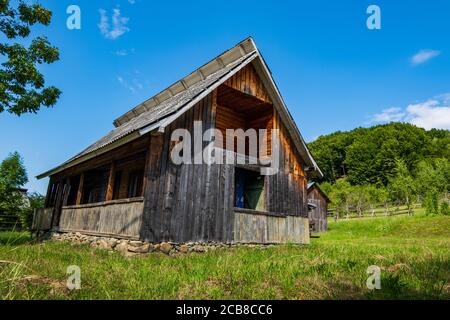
49;232;274;257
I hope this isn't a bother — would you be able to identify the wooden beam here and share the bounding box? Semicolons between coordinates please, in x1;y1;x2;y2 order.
76;173;84;205
106;162;116;201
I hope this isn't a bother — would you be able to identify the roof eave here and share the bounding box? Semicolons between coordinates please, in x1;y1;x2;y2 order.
36;131;142;179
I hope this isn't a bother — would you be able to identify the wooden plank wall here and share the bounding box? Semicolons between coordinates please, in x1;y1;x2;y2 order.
222;63;307;216
224;64;272;103
140;62;309;243
307;187;328;232
265;110;308;217
140;92;235;243
59;199;144;238
233;211;309;244
32;208;54;231
46;62;309;243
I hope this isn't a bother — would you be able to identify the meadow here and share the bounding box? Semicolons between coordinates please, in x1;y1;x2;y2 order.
0;212;449;299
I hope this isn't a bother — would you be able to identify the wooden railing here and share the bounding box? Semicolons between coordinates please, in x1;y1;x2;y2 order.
59;197;144;239
328;203;421;220
233;208;309;244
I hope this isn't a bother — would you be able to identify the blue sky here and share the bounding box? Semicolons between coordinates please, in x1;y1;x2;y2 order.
1;0;449;194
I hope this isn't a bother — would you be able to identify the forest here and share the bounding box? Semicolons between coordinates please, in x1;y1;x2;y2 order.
308;122;450;217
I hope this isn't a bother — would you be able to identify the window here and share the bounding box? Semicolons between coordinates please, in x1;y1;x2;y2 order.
127;170;144;198
235;168;266;211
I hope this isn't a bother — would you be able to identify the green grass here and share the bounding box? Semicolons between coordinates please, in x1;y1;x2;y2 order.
0;213;449;300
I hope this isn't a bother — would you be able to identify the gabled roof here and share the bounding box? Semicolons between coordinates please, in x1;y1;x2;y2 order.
37;37;322;179
307;182;331;203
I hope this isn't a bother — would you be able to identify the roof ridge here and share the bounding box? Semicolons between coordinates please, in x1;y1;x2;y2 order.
113;37;258;127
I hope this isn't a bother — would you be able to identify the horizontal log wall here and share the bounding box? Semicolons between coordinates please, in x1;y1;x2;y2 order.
59;198;144;238
233;210;309;244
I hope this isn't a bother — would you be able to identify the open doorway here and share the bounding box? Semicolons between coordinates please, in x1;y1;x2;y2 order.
235;167;266;211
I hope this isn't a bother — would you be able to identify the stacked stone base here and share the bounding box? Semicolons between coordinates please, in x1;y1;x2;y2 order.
50;232;272;257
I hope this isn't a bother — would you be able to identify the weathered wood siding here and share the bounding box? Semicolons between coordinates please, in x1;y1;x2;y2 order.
59;198;144;238
140;92;236;243
234;210;309;244
224;63;272;103
307;186;328;232
32;208;54;231
139;63;309;243
265;110;308;217
42;61;311;244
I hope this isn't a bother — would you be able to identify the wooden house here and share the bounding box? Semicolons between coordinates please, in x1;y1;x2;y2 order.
307;182;330;232
35;38;322;244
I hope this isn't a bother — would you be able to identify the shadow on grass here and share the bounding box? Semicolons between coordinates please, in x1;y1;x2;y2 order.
323;256;450;300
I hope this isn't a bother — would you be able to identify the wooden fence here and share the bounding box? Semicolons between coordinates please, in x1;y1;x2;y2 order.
328;202;421;220
0;212;22;231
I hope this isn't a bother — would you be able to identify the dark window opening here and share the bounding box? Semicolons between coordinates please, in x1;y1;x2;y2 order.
66;175;81;206
127;170;144;198
48;183;59;207
112;171;122;200
235;168;266;211
82;168;109;204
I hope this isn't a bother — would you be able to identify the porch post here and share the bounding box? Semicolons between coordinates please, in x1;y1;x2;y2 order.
106;162;116;201
76;173;84;205
44;176;53;208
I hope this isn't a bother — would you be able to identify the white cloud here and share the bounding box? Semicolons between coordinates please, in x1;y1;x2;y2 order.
128;0;136;4
98;8;129;40
405;99;450;130
371;107;405;122
113;48;135;56
370;94;450;130
411;49;440;65
117;75;144;93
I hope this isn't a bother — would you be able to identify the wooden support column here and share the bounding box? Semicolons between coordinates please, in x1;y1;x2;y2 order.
51;180;64;228
142;137;153;192
44;177;54;208
76;173;84;205
106;162;116;201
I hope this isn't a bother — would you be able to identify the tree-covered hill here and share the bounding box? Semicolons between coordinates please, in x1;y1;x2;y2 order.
308;122;450;186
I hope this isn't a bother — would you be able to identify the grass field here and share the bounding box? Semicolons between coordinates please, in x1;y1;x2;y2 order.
0;212;449;300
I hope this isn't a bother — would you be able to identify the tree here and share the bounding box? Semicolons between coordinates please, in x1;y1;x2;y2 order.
308;123;448;186
19;191;44;230
326;178;353;219
364;184;383;217
415;158;450;215
388;159;416;215
0;152;28;223
0;0;60;115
